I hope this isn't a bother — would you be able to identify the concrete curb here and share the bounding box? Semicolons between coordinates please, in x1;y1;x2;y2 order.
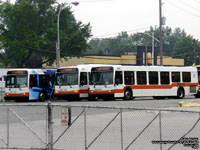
179;100;200;107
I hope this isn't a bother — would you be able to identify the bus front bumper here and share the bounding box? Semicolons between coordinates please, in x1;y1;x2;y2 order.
54;94;80;100
4;96;29;101
89;93;114;100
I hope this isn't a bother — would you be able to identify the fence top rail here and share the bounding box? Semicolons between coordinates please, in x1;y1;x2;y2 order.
0;102;200;113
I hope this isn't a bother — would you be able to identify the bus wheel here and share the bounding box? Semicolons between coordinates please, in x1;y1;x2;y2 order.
124;88;132;100
88;97;96;101
39;92;47;101
176;87;185;99
194;91;200;98
153;96;165;99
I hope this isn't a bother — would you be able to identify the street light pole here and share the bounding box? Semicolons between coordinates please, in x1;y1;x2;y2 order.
139;32;160;66
56;2;79;68
56;4;62;68
159;0;163;66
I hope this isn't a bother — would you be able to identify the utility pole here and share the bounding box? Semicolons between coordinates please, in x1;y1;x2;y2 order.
193;39;196;65
152;32;154;66
159;0;163;66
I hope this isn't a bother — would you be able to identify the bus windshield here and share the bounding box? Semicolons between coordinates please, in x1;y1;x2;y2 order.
6;75;28;88
56;73;78;86
90;71;113;85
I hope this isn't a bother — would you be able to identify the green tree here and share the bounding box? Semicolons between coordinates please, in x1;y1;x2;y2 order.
0;0;91;68
88;32;136;55
88;26;199;66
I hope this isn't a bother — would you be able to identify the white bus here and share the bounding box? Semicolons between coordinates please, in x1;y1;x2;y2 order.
54;64;103;100
4;69;56;102
0;69;10;88
89;65;198;100
194;65;200;98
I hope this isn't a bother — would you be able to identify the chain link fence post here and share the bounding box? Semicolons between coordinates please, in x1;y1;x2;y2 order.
84;108;87;150
120;109;123;150
7;107;9;148
47;102;53;150
159;111;162;150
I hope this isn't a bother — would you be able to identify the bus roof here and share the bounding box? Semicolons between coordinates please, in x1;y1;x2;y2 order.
7;68;57;75
58;64;112;72
90;65;198;72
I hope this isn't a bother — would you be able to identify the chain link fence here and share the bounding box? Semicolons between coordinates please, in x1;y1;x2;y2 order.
0;103;199;150
0;87;4;101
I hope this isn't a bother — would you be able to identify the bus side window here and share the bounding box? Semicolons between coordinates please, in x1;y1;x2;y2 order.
3;76;6;82
172;72;180;82
115;71;123;85
182;72;191;82
80;72;87;85
124;71;134;85
39;75;50;88
149;71;158;85
30;75;37;87
161;72;170;84
137;71;147;85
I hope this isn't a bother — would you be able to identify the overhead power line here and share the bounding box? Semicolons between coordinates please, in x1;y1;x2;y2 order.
58;0;115;3
164;0;200;18
176;0;200;13
74;0;115;2
92;26;153;38
193;0;200;5
5;41;198;62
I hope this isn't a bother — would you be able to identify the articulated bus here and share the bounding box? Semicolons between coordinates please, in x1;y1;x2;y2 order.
4;69;56;102
89;65;199;100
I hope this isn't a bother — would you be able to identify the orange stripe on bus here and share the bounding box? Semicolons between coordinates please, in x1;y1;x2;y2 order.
56;89;88;95
128;83;198;89
89;83;198;94
5;92;29;97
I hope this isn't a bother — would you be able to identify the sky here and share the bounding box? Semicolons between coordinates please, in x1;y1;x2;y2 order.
6;0;200;40
58;0;200;40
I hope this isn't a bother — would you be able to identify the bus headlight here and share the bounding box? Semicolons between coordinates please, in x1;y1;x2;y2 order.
55;90;59;94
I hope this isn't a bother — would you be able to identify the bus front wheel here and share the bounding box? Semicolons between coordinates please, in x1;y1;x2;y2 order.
39;92;47;101
123;88;132;100
176;87;185;99
194;91;200;98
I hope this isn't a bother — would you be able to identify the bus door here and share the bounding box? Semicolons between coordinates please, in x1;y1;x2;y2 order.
114;71;124;98
79;72;88;98
29;74;39;100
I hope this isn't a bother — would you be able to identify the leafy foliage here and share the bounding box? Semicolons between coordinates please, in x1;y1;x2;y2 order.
88;26;200;66
0;0;91;68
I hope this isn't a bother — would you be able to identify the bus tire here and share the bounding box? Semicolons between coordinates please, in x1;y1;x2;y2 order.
176;87;185;99
88;96;96;101
39;91;47;101
194;91;200;98
153;96;165;99
123;88;132;100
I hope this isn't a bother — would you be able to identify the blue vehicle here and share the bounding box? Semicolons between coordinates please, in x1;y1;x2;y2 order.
4;69;56;102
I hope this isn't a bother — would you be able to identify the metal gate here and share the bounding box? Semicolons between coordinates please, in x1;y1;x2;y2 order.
0;103;199;150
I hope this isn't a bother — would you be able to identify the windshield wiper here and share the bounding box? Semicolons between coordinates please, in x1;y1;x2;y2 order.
93;82;96;88
66;82;72;88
